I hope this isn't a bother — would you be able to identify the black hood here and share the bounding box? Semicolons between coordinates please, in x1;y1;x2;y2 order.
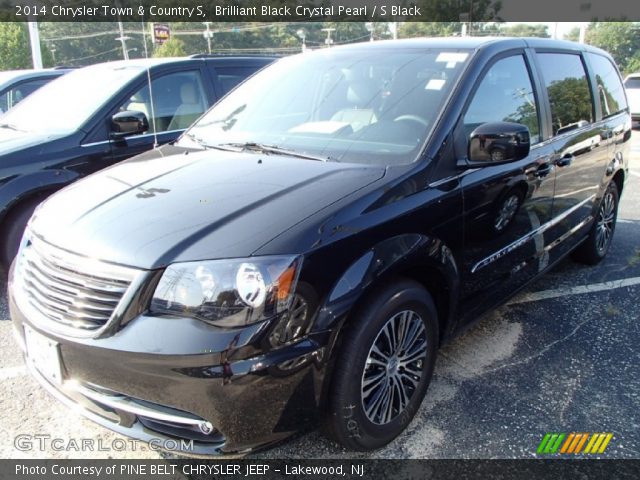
30;146;386;269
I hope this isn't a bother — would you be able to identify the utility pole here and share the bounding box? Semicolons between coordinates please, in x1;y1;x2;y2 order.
116;20;130;60
203;22;213;54
321;27;335;47
579;24;587;43
27;21;43;69
296;29;306;52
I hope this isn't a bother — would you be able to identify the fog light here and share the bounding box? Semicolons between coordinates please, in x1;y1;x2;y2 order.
199;421;214;435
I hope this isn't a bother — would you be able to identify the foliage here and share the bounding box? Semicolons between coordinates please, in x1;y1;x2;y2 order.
500;23;549;38
152;37;186;58
0;23;53;70
585;22;640;74
546;77;593;131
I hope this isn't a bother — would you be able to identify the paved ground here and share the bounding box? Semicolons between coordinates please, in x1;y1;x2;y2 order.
1;134;639;460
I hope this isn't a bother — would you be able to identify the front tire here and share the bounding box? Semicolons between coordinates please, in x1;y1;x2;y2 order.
325;279;438;451
572;181;619;265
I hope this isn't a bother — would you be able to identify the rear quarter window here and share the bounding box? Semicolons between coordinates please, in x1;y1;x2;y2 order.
588;53;628;118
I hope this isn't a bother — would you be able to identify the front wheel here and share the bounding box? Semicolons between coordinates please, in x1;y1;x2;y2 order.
572;181;619;265
325;279;438;451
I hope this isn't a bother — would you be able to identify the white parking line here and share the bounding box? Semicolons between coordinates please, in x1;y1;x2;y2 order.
508;276;640;305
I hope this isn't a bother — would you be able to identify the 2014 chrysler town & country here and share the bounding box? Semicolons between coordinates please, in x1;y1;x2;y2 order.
9;38;631;455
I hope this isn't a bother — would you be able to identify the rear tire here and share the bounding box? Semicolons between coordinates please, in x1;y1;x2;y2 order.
1;198;42;268
324;279;438;451
572;181;619;265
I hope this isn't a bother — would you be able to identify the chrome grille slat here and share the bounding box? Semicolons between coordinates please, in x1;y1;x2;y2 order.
23;277;116;315
24;252;128;295
14;233;140;335
23;282;112;322
22;263;122;304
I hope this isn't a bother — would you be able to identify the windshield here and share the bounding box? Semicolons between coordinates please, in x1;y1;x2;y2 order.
625;77;640;89
179;47;471;165
0;64;144;133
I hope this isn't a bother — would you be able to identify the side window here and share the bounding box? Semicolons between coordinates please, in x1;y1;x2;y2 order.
463;55;540;145
120;70;207;133
215;67;258;96
537;53;594;135
588;53;628;118
0;80;48;113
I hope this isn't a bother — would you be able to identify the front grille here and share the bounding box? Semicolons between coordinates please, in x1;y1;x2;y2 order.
14;234;139;334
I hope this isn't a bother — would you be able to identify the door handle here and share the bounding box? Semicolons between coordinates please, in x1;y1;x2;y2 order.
535;162;553;178
556;154;574;167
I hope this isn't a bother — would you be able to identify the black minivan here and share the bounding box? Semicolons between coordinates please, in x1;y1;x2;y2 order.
0;55;274;266
9;38;630;455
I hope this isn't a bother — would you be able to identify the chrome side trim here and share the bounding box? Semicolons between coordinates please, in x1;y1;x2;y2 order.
81;129;185;148
471;194;596;273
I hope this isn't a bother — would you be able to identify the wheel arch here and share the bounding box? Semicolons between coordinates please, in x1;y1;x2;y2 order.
315;233;460;360
0;170;76;235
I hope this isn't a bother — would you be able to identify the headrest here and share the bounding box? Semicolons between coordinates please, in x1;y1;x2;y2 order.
180;82;198;105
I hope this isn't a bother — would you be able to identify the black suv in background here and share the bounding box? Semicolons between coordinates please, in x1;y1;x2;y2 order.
0;68;73;114
0;55;274;266
9;38;630;455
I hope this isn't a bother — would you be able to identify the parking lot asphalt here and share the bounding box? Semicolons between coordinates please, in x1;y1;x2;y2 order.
0;133;638;460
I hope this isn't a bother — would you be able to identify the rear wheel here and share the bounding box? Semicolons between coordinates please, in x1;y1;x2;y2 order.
1;198;42;268
325;279;438;451
572;181;619;265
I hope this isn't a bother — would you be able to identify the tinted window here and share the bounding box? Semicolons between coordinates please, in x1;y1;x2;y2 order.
588;53;628;118
624;77;640;89
0;79;48;113
215;67;258;95
464;55;540;144
121;70;207;133
537;53;594;135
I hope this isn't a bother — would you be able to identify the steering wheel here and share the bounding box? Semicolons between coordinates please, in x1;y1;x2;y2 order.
393;114;429;128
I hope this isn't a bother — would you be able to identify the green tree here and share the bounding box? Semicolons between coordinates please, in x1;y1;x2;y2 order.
398;22;461;38
41;22;146;67
152;37;187;58
547;77;593;131
564;27;580;42
500;23;549;38
0;23;53;70
585;22;640;73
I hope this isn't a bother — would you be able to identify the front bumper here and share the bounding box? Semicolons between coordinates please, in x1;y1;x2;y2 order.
10;290;329;456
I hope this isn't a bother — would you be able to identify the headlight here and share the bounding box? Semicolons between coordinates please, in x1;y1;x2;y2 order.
150;256;301;327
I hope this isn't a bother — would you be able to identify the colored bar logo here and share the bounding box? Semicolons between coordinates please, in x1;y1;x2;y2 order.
537;433;613;454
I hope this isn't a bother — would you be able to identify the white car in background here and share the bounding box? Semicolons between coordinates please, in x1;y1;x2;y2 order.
625;73;640;128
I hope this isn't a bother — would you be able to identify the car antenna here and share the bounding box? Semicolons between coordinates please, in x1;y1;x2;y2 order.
141;17;159;148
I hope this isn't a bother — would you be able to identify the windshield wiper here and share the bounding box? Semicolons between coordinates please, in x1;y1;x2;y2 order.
0;123;20;131
181;132;238;152
219;142;332;162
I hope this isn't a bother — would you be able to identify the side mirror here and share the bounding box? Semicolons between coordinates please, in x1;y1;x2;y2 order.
466;121;530;165
111;110;149;139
